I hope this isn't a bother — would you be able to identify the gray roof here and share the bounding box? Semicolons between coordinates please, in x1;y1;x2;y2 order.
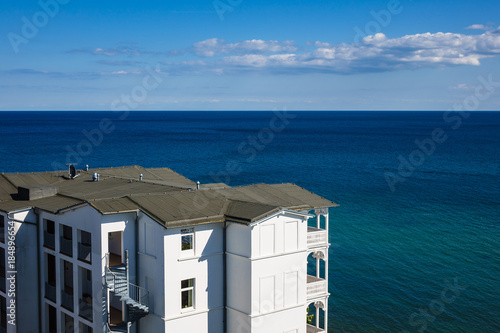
0;166;337;227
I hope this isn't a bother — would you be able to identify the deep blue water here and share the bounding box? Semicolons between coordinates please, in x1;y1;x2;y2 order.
0;111;499;332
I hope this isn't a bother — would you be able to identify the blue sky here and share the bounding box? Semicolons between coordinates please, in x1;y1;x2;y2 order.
1;0;500;110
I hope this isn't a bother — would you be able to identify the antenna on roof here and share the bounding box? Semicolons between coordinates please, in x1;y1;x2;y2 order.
66;164;79;179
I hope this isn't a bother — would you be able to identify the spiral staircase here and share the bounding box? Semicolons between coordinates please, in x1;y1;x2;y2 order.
104;252;149;333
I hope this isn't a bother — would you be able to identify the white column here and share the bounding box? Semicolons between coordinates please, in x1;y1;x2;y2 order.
316;257;320;278
324;299;328;332
325;248;328;285
316;306;319;328
325;211;329;234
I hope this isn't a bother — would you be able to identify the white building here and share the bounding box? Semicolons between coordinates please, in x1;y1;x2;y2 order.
0;165;337;333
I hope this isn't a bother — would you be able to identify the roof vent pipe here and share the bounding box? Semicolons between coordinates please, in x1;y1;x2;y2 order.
196;181;200;190
139;174;143;182
85;164;89;171
92;173;99;182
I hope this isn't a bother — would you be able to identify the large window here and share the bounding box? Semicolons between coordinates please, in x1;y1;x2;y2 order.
0;248;5;293
47;304;57;333
79;322;92;333
45;254;56;302
0;296;6;331
62;313;74;333
60;224;73;257
61;260;74;311
79;267;92;321
44;219;55;249
181;228;194;252
0;215;4;243
181;278;194;309
78;230;92;263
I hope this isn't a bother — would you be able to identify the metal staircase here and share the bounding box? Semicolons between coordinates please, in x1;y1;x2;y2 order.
104;251;149;333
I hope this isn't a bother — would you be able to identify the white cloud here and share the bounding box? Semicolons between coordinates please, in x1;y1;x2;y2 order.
196;30;500;74
449;83;475;90
192;38;297;57
466;24;490;30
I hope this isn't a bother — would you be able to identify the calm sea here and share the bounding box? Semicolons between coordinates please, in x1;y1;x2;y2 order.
0;111;498;332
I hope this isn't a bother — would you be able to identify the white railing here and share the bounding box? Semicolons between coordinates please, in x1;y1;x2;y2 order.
307;275;327;297
307;227;327;247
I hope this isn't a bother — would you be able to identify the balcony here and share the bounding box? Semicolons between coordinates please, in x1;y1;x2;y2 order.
61;288;74;311
307;324;325;333
307;227;327;247
78;243;92;263
44;231;55;249
60;237;72;257
45;283;56;302
307;275;327;298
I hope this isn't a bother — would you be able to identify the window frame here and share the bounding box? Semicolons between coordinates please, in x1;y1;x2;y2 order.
180;278;195;311
180;228;195;256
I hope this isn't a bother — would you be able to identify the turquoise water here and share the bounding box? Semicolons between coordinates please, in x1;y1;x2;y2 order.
0;111;498;332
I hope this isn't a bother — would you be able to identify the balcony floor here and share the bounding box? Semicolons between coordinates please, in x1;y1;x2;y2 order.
307;275;324;283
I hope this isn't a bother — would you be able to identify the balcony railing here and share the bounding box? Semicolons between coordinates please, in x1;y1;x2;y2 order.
44;231;55;249
61;289;74;311
307;227;327;247
78;243;92;263
307;275;327;298
307;324;325;333
45;282;56;302
60;237;72;256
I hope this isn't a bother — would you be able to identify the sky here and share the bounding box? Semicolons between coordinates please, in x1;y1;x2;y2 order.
1;0;500;111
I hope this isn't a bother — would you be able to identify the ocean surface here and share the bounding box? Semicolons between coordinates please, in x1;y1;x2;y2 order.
0;111;498;332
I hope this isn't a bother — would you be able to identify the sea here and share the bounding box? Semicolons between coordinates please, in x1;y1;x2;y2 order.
0;111;498;332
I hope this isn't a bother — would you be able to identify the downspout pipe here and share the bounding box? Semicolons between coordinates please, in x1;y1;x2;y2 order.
223;220;227;333
135;211;140;333
34;208;42;333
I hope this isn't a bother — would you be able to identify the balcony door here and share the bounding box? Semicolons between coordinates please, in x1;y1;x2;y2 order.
108;231;123;267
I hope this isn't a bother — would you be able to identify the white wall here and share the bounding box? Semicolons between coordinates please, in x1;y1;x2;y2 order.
227;211;309;333
162;222;224;333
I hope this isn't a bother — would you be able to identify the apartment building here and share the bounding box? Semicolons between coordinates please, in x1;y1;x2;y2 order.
0;165;336;333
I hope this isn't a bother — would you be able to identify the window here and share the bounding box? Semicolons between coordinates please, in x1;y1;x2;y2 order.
78;230;92;263
0;215;4;243
62;313;74;333
47;304;57;333
181;228;194;251
61;260;74;311
0;248;5;293
44;219;55;249
45;254;56;302
0;296;6;330
60;224;73;256
79;322;92;333
181;278;194;309
79;267;92;321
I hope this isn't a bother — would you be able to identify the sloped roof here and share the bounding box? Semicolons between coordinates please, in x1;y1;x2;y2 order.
0;166;337;227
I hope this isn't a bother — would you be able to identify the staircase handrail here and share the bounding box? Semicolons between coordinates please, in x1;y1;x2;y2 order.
104;263;149;308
